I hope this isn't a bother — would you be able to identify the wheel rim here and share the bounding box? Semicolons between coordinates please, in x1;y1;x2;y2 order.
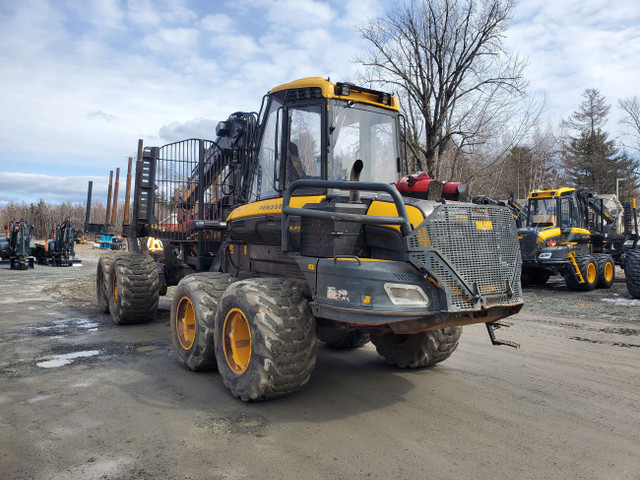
222;308;252;374
604;262;614;282
587;262;597;284
112;275;118;302
99;269;105;296
176;296;196;350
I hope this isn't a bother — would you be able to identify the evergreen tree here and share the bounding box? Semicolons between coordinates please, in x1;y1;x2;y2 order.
563;129;619;192
561;88;639;197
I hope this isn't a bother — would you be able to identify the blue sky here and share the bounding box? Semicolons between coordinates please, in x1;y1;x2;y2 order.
1;0;639;206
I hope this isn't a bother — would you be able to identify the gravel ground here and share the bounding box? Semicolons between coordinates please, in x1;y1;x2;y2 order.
1;244;639;479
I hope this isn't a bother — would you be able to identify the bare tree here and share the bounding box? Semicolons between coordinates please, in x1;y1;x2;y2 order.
0;200;122;240
354;0;530;179
485;124;560;199
618;96;640;154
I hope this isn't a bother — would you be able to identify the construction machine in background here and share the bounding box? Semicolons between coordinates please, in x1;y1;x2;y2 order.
472;192;527;229
4;220;35;270
518;187;639;292
37;217;80;266
98;77;524;401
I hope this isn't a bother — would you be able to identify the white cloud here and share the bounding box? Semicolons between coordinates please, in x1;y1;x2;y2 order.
68;0;125;31
339;0;384;28
87;111;118;122
503;0;640;133
200;14;234;33
126;0;197;27
142;27;200;53
158;118;219;143
230;0;336;29
0;173;114;205
1;0;639;207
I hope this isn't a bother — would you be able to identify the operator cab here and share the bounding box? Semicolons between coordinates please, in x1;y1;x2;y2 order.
526;188;582;231
249;77;403;202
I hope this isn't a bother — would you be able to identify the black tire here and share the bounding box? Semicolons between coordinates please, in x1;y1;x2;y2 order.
521;268;534;287
522;267;550;286
625;250;640;298
317;326;370;349
170;273;236;372
108;252;159;325
96;252;117;313
594;253;615;289
370;327;462;368
214;278;316;401
564;255;598;292
532;270;550;285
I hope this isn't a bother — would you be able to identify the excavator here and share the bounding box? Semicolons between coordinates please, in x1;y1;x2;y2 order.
37;217;80;266
4;220;35;270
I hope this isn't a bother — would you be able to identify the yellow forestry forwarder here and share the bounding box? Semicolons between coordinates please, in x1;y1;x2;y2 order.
518;187;640;291
97;77;524;401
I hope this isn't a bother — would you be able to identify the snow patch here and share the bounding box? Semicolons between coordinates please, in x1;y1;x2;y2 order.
601;298;640;306
37;350;101;368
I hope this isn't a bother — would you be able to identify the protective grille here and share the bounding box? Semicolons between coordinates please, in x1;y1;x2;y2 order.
408;204;522;311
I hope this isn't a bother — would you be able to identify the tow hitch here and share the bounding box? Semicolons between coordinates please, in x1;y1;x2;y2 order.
486;321;520;349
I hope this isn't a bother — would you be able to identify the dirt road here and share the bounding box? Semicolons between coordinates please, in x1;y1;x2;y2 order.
1;244;639;479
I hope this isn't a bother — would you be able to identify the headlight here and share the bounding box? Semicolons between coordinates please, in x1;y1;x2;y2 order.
384;283;429;307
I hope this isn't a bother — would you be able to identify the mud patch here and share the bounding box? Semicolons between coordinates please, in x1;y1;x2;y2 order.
570;336;605;345
45;273;96;307
194;411;269;435
570;336;640;348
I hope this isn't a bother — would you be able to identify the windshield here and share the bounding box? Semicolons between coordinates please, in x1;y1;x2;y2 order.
329;101;399;184
527;198;558;228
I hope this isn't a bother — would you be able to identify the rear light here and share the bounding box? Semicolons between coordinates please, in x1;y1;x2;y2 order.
546;239;557;247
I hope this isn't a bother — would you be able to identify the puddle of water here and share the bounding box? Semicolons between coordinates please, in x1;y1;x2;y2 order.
37;350;101;369
32;318;100;333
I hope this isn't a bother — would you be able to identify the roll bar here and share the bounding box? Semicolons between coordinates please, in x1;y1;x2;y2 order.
281;179;412;253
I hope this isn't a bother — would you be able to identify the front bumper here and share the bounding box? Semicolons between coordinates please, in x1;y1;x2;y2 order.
298;257;523;334
523;246;571;271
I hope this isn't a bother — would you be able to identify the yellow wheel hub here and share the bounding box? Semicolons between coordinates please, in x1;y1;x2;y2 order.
176;297;196;350
604;262;614;282
587;263;597;284
113;276;118;301
223;308;252;374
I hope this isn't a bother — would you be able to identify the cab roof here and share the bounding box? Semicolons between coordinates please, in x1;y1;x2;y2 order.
269;77;400;111
529;188;575;199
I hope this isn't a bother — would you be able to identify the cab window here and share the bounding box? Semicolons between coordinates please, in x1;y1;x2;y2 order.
250;97;283;201
285;105;322;185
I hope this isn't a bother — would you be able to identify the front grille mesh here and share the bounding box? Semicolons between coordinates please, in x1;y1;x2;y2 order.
408;204;522;311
